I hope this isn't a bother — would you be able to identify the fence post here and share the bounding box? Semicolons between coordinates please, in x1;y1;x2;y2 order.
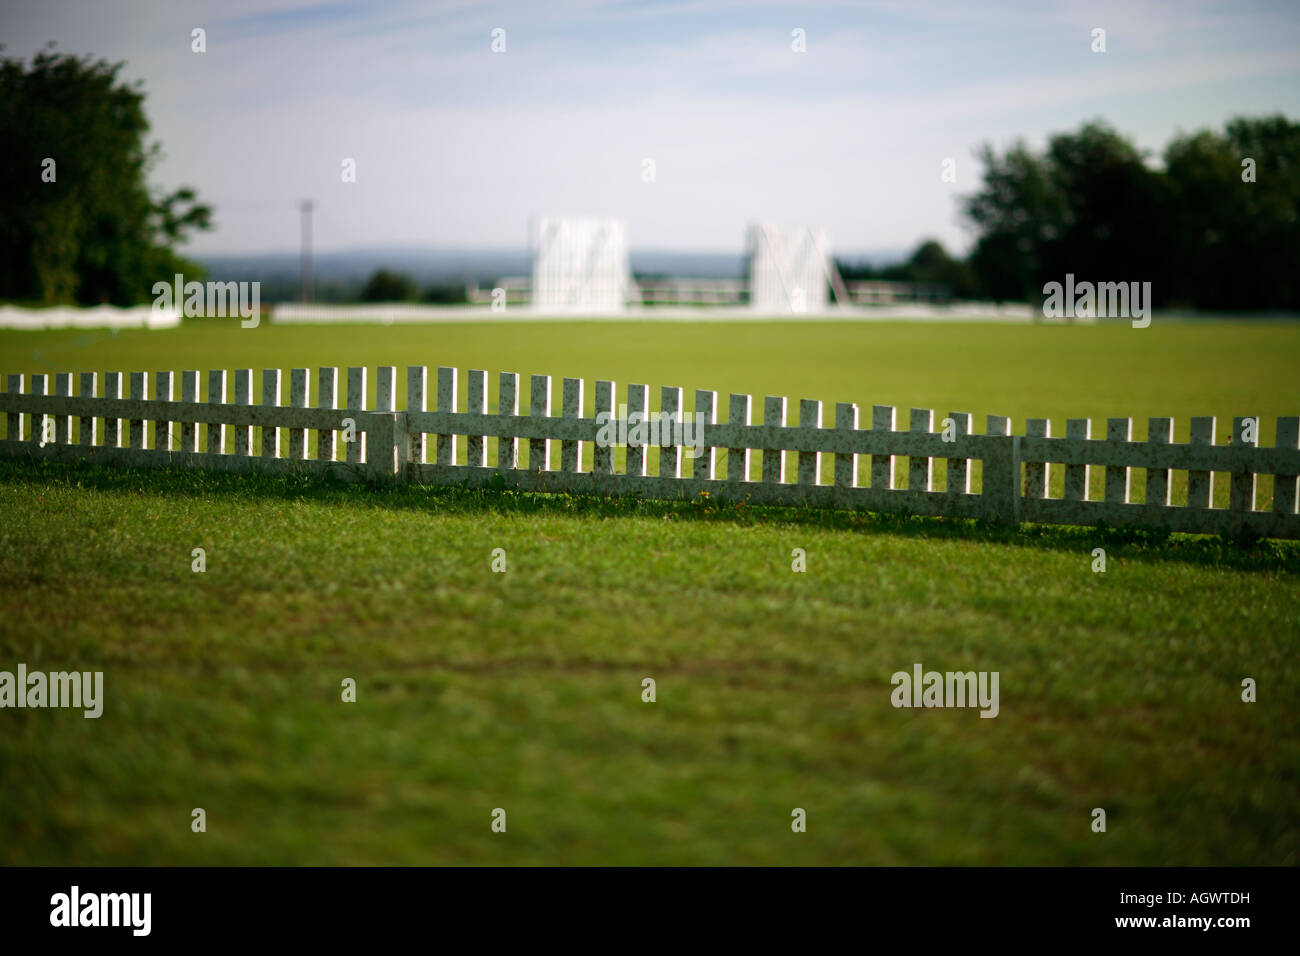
946;411;972;495
763;396;786;484
128;372;147;450
437;367;458;466
834;402;858;489
1064;418;1090;502
179;372;198;453
1024;418;1050;499
982;415;1019;526
468;370;488;468
1187;417;1216;509
369;367;402;482
593;380;615;475
261;369;281;460
1275;417;1299;517
207;370;226;455
659;386;682;479
346;367;367;465
1106;417;1132;504
800;399;823;486
7;374;24;442
498;372;519;471
79;373;98;447
694;389;717;481
288;369;309;460
563;378;585;474
408;366;427;465
318;367;338;462
1146;418;1173;509
1229;415;1258;520
871;405;895;490
908;408;933;492
234;370;253;456
727;393;752;483
55;373;73;446
105;372;123;449
626;383;647;477
155;371;174;452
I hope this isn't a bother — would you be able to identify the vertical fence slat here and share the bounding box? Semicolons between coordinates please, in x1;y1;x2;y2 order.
31;375;49;447
799;399;823;486
693;389;717;481
1105;417;1132;504
178;372;197;453
871;405;896;490
593;380;615;475
346;367;367;464
1230;415;1258;516
834;402;858;488
762;396;786;484
498;372;519;470
79;372;97;447
562;377;585;474
207;370;227;455
946;411;971;494
154;371;173;452
727;393;752;482
262;369;281;459
1064;418;1091;501
1274;416;1299;516
468;370;488;467
437;367;458;466
104;372;123;449
233;369;252;456
288;368;308;460
659;386;682;479
317;367;338;462
908;408;933;492
530;374;551;473
1024;418;1050;499
1187;416;1216;509
407;366;427;465
983;414;1019;525
54;373;72;445
376;367;396;412
1146;417;1173;508
128;372;147;450
626;383;647;477
7;374;24;442
376;366;398;475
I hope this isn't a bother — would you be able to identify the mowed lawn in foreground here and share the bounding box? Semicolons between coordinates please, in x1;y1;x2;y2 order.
1;318;1298;865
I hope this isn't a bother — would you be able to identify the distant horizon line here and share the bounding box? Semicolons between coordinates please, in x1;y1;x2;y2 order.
193;243;922;261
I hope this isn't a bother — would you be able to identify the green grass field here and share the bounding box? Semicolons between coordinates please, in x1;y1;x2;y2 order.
2;318;1298;865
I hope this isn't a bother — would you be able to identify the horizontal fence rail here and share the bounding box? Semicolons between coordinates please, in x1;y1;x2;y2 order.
3;367;1298;539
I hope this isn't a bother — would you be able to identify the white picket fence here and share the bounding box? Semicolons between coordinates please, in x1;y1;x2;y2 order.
3;366;1298;539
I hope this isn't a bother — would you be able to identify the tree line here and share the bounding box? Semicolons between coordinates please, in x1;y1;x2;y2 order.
842;116;1300;311
3;49;1297;312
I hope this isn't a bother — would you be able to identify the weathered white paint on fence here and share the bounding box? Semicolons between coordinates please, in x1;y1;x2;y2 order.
155;371;173;453
3;365;1299;539
468;369;489;468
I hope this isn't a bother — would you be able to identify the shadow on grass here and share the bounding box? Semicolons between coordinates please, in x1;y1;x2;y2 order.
4;457;1298;574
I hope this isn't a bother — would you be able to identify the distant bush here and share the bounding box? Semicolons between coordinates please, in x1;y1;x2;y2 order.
421;282;468;305
359;269;417;302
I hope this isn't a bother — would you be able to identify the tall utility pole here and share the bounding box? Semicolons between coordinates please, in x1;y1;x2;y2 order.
300;200;314;303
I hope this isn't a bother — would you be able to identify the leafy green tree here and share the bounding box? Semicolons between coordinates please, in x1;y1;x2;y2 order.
962;115;1300;310
0;46;212;305
421;282;468;305
360;269;417;302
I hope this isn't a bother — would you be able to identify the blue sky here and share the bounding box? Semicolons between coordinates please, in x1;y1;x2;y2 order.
6;0;1299;257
